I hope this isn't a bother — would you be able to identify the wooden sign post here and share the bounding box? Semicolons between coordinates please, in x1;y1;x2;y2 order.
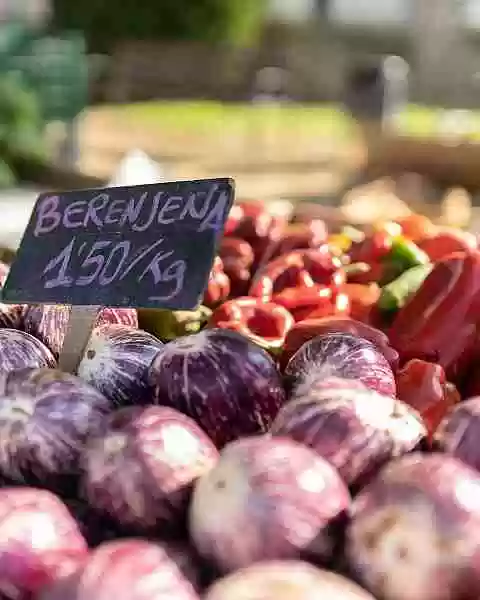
2;178;235;373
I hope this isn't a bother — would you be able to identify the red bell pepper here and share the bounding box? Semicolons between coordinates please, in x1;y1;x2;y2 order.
237;199;265;219
348;230;393;265
280;315;399;371
209;297;294;352
345;261;386;285
219;237;255;298
396;359;460;440
224;204;245;237
389;250;480;384
417;228;477;263
249;247;344;301
229;202;286;272
268;220;328;260
272;285;349;323
395;214;437;243
203;257;230;309
341;283;380;323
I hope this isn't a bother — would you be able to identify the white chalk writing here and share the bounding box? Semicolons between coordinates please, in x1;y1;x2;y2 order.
42;237;186;303
33;183;229;238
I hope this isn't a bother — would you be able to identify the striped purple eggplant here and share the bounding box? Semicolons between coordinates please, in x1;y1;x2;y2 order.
0;303;24;329
0;487;88;600
148;329;286;448
346;454;480;600
77;324;163;407
204;562;377;600
271;377;426;488
0;329;56;373
285;332;396;398
0;368;111;488
82;405;218;534
189;436;350;573
21;305;138;357
41;539;201;600
434;396;480;472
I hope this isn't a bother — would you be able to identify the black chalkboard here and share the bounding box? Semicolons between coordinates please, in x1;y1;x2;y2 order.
2;178;235;310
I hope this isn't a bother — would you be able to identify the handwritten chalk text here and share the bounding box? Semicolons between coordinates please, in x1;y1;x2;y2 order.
42;237;186;303
33;185;229;238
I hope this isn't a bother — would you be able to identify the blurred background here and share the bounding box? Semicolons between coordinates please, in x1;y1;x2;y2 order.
2;0;480;247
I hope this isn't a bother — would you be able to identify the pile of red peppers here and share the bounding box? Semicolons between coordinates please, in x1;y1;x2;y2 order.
202;198;480;441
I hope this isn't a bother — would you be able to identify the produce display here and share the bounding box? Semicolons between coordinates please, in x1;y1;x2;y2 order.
1;194;480;599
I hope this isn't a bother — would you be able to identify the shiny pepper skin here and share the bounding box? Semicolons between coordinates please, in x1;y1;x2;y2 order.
389;250;480;384
209;297;294;352
269;220;328;260
394;214;436;243
219;237;255;298
203;257;230;309
417;228;477;263
230;203;285;271
348;230;393;265
341;283;380;323
396;359;460;440
273;285;350;323
249;247;344;302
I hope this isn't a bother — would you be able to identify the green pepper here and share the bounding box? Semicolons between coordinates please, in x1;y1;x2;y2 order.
379;236;430;286
388;236;430;269
138;305;212;342
378;264;434;314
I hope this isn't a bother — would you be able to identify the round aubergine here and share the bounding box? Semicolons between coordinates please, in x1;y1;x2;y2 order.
346;453;480;600
77;324;163;407
40;539;200;600
435;396;480;473
22;305;138;357
271;377;426;489
0;302;24;329
82;405;219;534
0;329;56;373
285;332;396;398
0;368;111;489
204;561;377;600
148;328;285;448
189;436;351;573
0;486;88;600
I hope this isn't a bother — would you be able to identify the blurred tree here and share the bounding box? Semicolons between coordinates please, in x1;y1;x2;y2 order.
52;0;267;52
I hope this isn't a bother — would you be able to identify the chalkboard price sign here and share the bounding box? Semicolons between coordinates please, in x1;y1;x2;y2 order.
2;178;235;311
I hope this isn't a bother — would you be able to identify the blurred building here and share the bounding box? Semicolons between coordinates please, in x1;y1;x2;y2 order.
95;0;480;107
266;0;480;107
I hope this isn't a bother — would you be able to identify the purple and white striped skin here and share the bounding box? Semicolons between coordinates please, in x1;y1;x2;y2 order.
0;329;56;373
22;305;138;358
148;329;286;448
435;397;480;473
0;303;24;329
77;324;163;407
271;378;426;488
285;332;396;398
82;406;219;534
204;561;377;600
0;368;111;486
346;454;480;600
41;539;201;600
189;436;351;573
0;487;88;600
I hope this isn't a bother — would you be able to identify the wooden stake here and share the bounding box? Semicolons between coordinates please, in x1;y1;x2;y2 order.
58;306;100;375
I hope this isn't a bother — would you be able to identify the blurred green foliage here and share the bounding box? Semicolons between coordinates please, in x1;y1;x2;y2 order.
52;0;267;52
0;74;46;187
